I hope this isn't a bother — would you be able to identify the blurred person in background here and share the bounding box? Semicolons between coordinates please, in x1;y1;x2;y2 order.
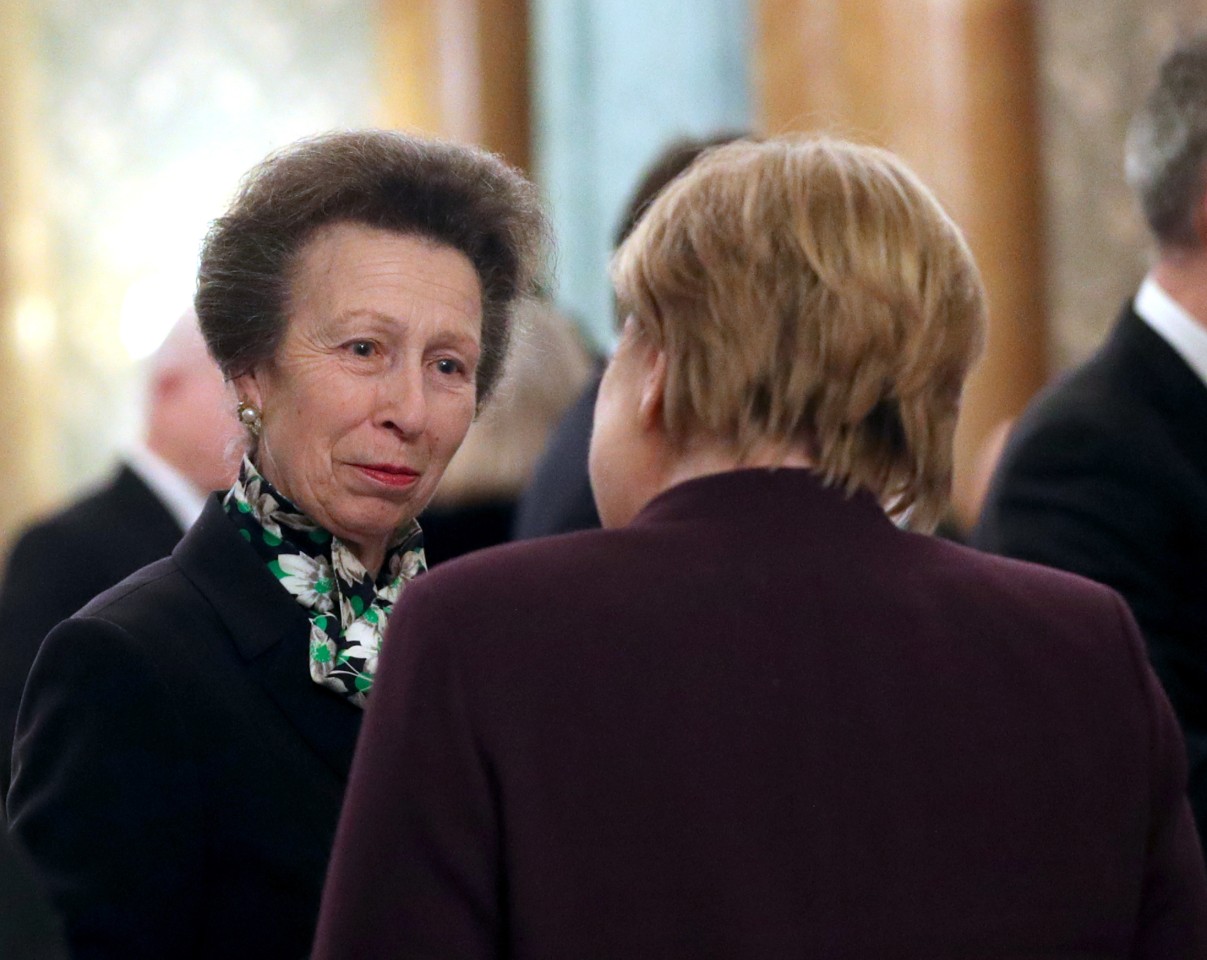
512;131;748;541
7;129;546;960
314;137;1207;959
419;299;593;565
0;309;239;804
974;35;1207;847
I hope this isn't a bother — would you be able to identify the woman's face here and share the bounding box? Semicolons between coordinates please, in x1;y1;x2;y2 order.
236;222;482;572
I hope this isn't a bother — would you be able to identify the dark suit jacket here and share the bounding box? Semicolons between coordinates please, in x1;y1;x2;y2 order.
0;827;66;960
0;465;183;800
7;496;362;959
420;500;517;567
974;305;1207;835
511;371;601;539
315;469;1207;959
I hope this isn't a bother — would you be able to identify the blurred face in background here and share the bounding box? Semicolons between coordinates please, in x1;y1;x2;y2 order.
144;315;241;494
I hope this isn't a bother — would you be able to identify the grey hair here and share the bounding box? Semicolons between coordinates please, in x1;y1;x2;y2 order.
1125;36;1207;248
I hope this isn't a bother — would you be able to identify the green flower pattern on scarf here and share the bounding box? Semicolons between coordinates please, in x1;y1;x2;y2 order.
224;457;425;707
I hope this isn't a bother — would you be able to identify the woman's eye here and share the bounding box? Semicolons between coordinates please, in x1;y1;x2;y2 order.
348;340;376;358
434;357;464;376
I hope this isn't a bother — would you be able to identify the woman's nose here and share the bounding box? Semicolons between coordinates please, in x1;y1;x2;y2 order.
377;367;428;439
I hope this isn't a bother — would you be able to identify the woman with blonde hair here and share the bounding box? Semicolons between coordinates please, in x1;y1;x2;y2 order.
315;137;1207;959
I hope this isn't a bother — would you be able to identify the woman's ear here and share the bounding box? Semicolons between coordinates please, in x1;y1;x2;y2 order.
637;347;667;431
232;370;262;412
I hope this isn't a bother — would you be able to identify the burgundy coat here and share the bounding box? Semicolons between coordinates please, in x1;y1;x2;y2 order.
315;468;1207;959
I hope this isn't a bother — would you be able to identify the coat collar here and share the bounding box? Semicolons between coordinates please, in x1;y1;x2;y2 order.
171;496;362;780
631;467;895;535
1133;276;1207;389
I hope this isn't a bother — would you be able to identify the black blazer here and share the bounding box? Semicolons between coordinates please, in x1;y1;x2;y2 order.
974;304;1207;835
0;828;66;960
316;469;1207;959
7;496;362;959
0;465;183;799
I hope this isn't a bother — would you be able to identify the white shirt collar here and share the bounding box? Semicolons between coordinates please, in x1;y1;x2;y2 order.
1133;275;1207;388
124;443;207;533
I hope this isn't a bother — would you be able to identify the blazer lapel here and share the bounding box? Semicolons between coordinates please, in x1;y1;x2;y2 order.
173;497;362;780
246;637;364;781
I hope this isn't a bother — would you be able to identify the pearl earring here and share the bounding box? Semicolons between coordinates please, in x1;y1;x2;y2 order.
236;400;262;437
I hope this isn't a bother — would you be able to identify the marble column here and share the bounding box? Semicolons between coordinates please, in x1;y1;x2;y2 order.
531;0;752;350
377;0;531;172
756;0;1047;529
1035;1;1205;365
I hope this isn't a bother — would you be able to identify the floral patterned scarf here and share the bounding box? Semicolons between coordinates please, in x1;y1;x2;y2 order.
223;457;425;707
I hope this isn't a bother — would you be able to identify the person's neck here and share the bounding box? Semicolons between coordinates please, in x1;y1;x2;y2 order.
141;439;206;497
141;441;210;499
248;453;389;580
658;439;814;498
353;544;387;581
1151;251;1207;331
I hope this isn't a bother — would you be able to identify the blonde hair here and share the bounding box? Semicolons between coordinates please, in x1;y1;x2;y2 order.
610;136;986;531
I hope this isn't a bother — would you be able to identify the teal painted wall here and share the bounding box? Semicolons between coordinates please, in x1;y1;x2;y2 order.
531;0;752;352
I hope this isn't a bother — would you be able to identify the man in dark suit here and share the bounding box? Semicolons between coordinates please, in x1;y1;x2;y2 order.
0;311;239;800
974;38;1207;839
315;138;1207;959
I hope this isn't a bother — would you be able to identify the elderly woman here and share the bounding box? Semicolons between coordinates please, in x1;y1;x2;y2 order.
7;130;545;959
314;137;1207;959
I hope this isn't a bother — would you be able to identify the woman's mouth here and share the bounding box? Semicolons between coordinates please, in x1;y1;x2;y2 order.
354;464;421;489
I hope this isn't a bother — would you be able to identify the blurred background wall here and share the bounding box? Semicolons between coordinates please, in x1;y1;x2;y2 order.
532;0;751;351
1;0;377;543
1;0;1204;548
1038;2;1198;366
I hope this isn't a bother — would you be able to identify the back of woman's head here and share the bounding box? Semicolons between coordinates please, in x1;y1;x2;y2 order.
610;136;986;531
